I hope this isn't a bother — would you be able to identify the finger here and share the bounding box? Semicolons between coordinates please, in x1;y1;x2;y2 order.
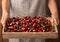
54;18;58;25
3;24;5;28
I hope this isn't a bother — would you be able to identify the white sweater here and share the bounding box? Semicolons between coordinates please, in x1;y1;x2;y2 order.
10;0;46;17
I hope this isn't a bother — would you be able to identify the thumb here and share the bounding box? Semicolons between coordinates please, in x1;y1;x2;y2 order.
54;18;59;25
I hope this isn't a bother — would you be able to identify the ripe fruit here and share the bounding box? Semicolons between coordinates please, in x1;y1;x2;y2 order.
38;17;43;21
32;16;37;19
21;28;25;31
5;16;55;32
7;30;11;32
8;26;14;30
33;23;37;27
32;19;35;23
15;21;19;25
32;29;36;32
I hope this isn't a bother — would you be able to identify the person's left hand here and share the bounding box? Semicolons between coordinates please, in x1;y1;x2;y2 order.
51;14;59;26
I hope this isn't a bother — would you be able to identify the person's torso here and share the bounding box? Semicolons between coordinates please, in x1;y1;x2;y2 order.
10;0;46;17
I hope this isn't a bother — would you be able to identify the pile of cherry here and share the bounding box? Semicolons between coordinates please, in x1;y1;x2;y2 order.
5;16;55;32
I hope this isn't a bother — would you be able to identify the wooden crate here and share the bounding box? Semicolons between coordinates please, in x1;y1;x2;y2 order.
2;18;58;39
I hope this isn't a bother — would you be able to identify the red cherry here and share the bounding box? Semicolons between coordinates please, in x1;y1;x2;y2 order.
21;28;25;31
22;21;25;24
32;16;37;19
50;29;53;32
7;24;10;26
10;23;13;26
32;29;36;32
33;23;37;27
38;18;43;21
27;16;31;19
25;24;28;27
11;30;13;32
29;23;32;25
17;30;20;32
28;28;30;30
14;29;17;32
8;26;13;29
20;21;23;25
12;22;15;24
29;22;33;25
24;16;27;19
23;18;26;21
39;28;45;32
50;29;55;32
32;19;35;23
53;30;55;32
7;30;11;32
23;24;26;27
15;21;19;25
48;21;51;25
45;22;48;24
26;30;29;32
38;17;41;18
36;28;39;30
27;20;30;22
37;24;40;27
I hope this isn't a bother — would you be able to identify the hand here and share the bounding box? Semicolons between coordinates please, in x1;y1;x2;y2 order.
0;10;8;27
0;19;5;27
51;14;59;26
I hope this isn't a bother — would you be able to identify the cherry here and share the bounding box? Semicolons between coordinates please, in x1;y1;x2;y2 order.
22;21;26;24
20;21;23;25
39;28;45;32
11;30;13;32
10;23;13;26
29;23;32;25
32;16;37;19
32;29;36;32
15;21;19;25
25;24;28;28
38;16;41;18
23;24;26;27
48;21;51;25
32;19;35;23
14;29;17;32
27;28;30;30
8;26;14;30
37;24;40;27
38;18;43;21
21;28;25;31
27;16;31;19
26;30;29;32
33;23;37;27
7;24;10;26
53;30;55;32
17;30;20;32
7;30;11;32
